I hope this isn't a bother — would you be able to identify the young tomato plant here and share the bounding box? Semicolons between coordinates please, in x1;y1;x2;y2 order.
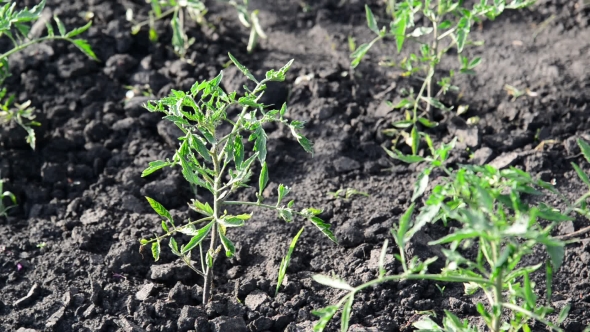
140;53;336;304
353;0;534;155
0;0;97;148
127;0;266;57
0;175;16;217
311;139;590;332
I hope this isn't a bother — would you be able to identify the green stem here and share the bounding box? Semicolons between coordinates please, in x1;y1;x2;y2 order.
354;273;493;292
0;36;71;61
203;146;222;304
492;269;503;332
131;7;176;29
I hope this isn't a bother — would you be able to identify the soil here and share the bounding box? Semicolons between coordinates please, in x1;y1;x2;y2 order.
1;0;590;331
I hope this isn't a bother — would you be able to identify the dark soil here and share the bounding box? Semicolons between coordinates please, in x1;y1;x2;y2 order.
1;0;590;331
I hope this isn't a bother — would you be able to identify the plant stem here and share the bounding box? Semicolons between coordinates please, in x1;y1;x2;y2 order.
492;269;503;332
427;16;439;120
0;36;69;61
203;146;221;304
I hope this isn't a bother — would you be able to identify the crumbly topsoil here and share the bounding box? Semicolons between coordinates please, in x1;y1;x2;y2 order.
1;0;589;331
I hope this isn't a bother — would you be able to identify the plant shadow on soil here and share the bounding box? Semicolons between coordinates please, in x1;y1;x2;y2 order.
0;0;590;331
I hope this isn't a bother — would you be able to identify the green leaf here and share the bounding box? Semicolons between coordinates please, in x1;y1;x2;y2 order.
546;259;553;302
558;304;571;324
394;14;407;53
312;305;339;332
412;169;429;202
181;221;214;254
151;241;160;261
277;184;290;206
279;103;288;118
350;42;373;68
45;22;54;37
161;220;169;233
54;16;66;36
411;126;419;155
65;21;92;38
365;5;379;34
189;134;212;162
397;203;415;242
468;57;482;69
523;272;536;308
578;139;590;164
309;216;337;243
253;126;267;162
418;117;438;128
341;295;354;332
146;197;173;223
456;17;470;53
72;39;98;61
408;27;433;37
429;229;481;245
572;162;590;189
276;227;305;296
228;52;257;83
258;162;269;200
142;160;170;177
169;237;180;255
219;214;250;227
234;135;245;169
545;242;565;271
312;275;353;291
191;199;213;216
219;229;235;257
383;147;425;163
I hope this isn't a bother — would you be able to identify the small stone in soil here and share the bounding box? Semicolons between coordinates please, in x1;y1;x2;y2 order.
168;281;192;305
136;283;155;301
471;147;494;165
333;156;361;173
14;283;41;307
45;305;66;329
244;290;269;311
489;151;519;169
209;316;247;332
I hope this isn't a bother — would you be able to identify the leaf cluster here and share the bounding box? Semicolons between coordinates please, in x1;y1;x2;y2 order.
353;0;535;156
139;54;336;302
0;0;97;149
127;0;266;57
0;175;16;217
311;139;590;332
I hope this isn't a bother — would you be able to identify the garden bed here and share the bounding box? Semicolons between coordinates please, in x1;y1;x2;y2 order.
1;0;590;331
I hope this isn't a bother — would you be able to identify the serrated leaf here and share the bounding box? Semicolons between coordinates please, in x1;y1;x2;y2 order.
72;39;98;61
54;16;66;36
45;22;54;37
146;197;173;223
142;160;170;177
140;239;149;245
277;184;290;206
309;216;337;243
572;163;590;189
228;52;257;82
383;147;425;163
394;14;407;53
219;214;250;227
350;42;373;68
151;241;160;261
254;127;267;162
312;275;353;291
191;199;213;216
365;5;379;34
280;103;287;117
161;220;169;233
65;21;92;38
259;161;269;199
169;237;180;255
412;170;429;202
234;135;244;169
408;27;433;37
218;229;235;257
181;221;214;254
312;305;339;332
